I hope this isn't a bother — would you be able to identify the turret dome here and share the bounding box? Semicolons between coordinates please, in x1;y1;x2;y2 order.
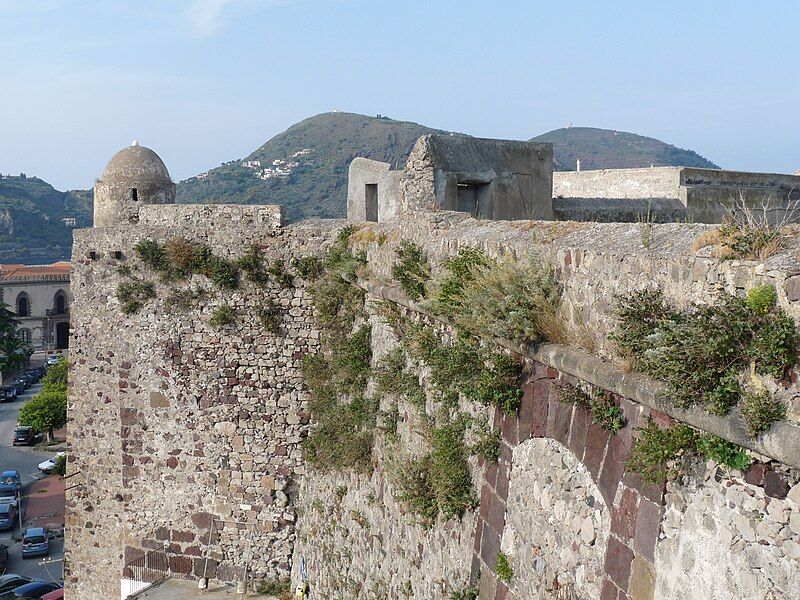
101;143;173;185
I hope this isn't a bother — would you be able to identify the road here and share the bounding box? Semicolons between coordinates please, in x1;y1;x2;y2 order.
0;378;65;584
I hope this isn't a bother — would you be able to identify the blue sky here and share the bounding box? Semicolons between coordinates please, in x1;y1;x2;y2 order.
1;0;798;190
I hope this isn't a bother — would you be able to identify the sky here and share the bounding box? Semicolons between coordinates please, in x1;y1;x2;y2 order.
1;0;799;190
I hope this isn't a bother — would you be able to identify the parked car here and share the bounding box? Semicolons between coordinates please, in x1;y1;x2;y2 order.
21;528;49;560
12;427;35;447
37;454;65;474
0;474;20;495
0;505;16;531
9;581;60;598
0;545;8;575
0;575;33;599
0;488;17;510
0;390;10;403
45;356;61;366
40;591;63;600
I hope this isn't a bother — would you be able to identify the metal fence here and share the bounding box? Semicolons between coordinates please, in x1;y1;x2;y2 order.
122;548;170;597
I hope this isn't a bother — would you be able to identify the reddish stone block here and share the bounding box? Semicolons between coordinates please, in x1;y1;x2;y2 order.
546;397;572;445
634;498;663;563
473;518;484;554
601;579;619;600
520;381;550;440
546;367;559;379
584;422;610;480
622;469;664;505
193;557;217;578
764;469;789;499
610;487;639;543
618;590;629;600
190;511;218;529
785;275;800;302
155;527;169;541
744;462;767;486
599;435;629;508
485;463;498;489
604;537;634;591
483;490;507;535
479;523;501;567
495;461;510;501
648;410;674;429
494;580;508;600
500;411;518;447
171;530;195;543
568;406;590;461
120;408;138;426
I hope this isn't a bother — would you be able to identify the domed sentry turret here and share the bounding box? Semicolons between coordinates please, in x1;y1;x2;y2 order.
93;141;176;226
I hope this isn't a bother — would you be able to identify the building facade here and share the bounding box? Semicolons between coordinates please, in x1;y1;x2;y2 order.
0;262;71;351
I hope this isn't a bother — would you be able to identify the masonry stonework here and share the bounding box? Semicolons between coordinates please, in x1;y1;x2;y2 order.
67;140;800;599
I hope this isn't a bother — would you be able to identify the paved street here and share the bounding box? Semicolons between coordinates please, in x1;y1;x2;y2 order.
0;377;65;584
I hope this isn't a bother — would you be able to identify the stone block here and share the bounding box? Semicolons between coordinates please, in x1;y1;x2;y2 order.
633;499;662;563
519;382;549;440
546;396;572;445
604;536;634;591
764;469;789;499
584;422;610;480
628;555;655;600
601;579;620;600
599;435;628;508
744;462;767;486
611;487;639;543
568;406;589;461
480;524;502;568
500;411;518;447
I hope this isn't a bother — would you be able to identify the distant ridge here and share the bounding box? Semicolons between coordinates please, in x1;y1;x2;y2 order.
176;112;445;222
531;126;720;171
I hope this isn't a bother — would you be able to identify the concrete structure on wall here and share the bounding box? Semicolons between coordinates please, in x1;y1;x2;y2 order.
93;142;177;227
0;262;71;351
346;158;403;222
348;135;554;222
553;166;800;223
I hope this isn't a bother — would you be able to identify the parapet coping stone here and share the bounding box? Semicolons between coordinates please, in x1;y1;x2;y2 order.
358;278;800;469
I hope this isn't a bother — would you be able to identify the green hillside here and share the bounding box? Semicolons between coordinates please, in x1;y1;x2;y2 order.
0;175;92;263
176;112;444;221
532;127;720;171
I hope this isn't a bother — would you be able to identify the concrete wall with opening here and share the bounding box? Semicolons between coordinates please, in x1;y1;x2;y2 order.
347;158;403;222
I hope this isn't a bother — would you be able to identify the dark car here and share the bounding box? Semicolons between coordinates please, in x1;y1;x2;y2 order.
9;582;60;599
0;545;8;574
0;505;15;531
8;382;24;397
0;390;9;403
12;427;34;447
0;575;33;599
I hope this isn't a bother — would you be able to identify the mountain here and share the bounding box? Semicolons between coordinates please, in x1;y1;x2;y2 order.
0;175;92;263
531;127;720;171
177;112;445;222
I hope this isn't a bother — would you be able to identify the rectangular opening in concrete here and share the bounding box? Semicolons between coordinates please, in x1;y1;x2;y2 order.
457;182;490;217
365;184;378;222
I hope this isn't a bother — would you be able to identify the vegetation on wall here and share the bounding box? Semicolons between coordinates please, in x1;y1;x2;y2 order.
391;241;430;301
628;418;751;484
613;285;797;433
557;384;626;434
494;552;514;584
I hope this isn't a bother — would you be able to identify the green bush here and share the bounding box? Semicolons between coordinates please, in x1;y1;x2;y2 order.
391;241;430;301
257;301;282;334
495;552;514;583
256;578;291;596
740;389;787;437
696;434;751;470
19;388;67;442
627;418;698;484
267;259;294;287
209;305;234;328
293;255;324;280
237;245;268;286
451;586;479;600
434;253;563;345
117;279;156;314
428;248;488;315
470;418;500;463
613;285;797;427
52;453;67;476
134;239;168;271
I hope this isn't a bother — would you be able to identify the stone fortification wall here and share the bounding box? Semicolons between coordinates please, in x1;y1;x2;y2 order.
553;167;682;201
554;167;800;224
65;205;343;599
68;203;800;599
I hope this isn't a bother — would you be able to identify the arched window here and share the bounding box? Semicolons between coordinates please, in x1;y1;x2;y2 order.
19;329;30;344
16;293;29;317
54;290;67;315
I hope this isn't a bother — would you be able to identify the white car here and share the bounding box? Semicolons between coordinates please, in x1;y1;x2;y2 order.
46;356;62;366
38;452;66;474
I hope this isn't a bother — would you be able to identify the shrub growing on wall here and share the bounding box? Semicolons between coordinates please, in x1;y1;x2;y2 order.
613;285;797;431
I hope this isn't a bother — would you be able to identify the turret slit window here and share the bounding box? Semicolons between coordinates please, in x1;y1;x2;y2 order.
16;293;29;317
132;188;138;201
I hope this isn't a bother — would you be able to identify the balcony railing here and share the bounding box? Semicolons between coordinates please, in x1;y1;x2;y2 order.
121;548;170;598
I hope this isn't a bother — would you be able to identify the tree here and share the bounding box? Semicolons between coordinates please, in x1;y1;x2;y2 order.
18;389;67;442
41;360;68;387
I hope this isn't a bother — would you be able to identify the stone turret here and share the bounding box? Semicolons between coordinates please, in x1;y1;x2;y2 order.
93;141;176;227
